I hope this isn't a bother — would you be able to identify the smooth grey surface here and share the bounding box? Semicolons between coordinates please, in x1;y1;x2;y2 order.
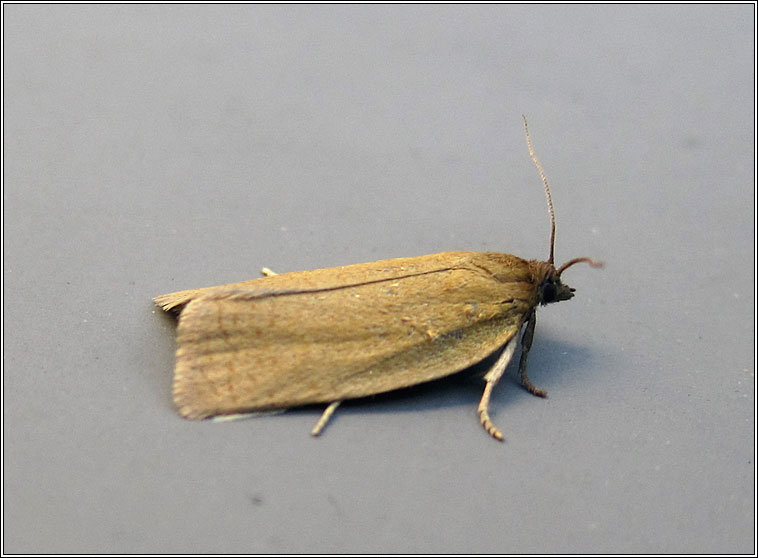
3;4;754;554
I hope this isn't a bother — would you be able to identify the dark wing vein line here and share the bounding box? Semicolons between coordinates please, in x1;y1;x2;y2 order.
210;266;470;301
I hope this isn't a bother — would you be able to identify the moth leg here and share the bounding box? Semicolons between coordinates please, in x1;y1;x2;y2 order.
478;339;518;441
519;311;547;398
260;267;277;277
311;401;342;437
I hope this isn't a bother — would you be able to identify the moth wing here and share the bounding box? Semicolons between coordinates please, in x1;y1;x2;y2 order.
167;252;539;419
155;251;512;312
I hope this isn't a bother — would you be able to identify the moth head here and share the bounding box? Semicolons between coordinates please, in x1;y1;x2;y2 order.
538;268;574;305
537;258;603;306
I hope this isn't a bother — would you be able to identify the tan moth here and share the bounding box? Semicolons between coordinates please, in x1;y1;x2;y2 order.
154;117;601;441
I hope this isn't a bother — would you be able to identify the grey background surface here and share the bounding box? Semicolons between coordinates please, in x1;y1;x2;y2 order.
3;4;755;554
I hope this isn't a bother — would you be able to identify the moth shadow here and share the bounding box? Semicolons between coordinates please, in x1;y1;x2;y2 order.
298;333;598;420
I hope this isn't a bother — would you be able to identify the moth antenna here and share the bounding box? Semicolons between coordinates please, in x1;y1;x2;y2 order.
523;115;556;265
556;257;604;276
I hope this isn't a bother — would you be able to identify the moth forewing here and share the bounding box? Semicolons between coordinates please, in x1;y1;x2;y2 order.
167;251;542;421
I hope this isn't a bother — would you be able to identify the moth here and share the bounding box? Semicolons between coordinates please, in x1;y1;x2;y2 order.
154;117;601;441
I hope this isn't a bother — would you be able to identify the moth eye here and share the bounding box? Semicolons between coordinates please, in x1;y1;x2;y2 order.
542;282;557;303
